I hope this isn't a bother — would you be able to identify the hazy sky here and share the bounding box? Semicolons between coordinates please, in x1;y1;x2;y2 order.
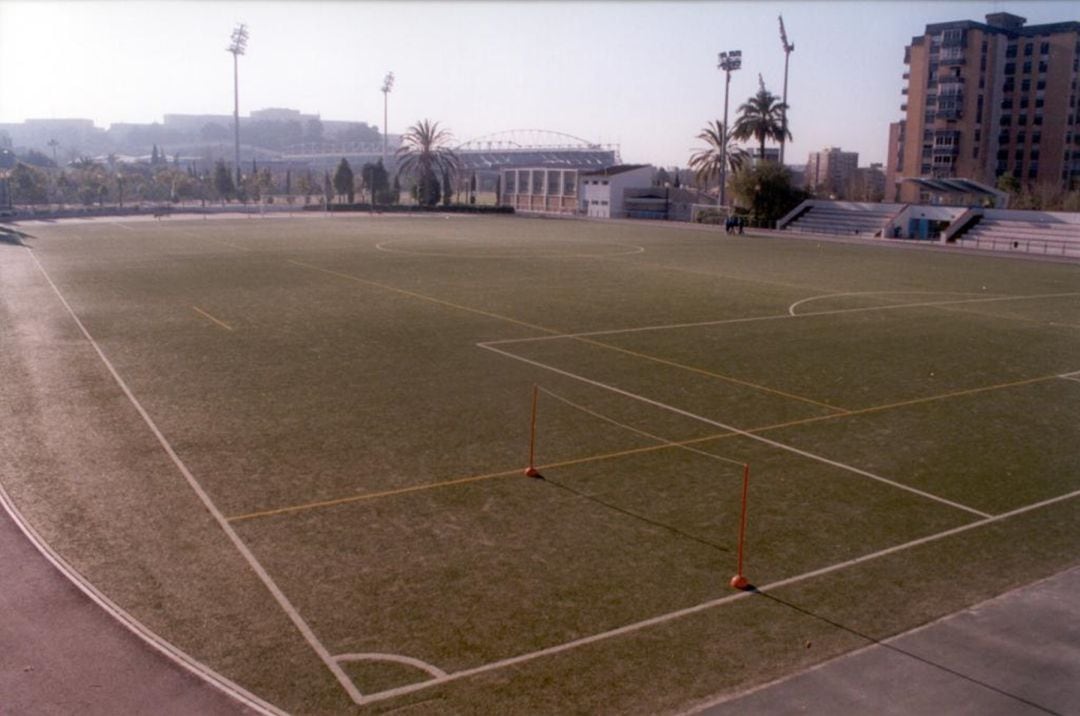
0;1;1074;167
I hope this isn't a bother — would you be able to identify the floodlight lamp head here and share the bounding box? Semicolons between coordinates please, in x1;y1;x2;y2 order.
382;71;395;93
228;23;249;55
718;49;742;71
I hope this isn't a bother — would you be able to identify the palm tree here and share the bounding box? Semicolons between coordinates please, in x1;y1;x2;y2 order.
732;86;791;161
688;120;750;191
395;119;460;207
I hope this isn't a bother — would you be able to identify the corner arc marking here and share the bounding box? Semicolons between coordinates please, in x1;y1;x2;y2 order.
334;652;449;679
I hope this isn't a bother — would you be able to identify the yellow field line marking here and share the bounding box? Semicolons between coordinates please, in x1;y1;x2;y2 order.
225;431;738;523
289;259;843;412
227;371;1069;524
538;386;747;467
286;259;558;335
192;305;234;331
576;336;851;413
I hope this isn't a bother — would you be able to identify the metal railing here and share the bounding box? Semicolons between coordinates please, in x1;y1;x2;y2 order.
962;234;1080;258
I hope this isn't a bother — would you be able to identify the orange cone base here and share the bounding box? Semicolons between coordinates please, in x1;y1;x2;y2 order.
730;574;750;590
524;466;541;478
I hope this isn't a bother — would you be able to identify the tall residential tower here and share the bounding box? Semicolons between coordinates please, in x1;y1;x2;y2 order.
885;12;1080;202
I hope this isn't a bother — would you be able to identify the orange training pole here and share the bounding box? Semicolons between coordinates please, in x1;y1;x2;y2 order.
524;385;541;477
730;463;751;589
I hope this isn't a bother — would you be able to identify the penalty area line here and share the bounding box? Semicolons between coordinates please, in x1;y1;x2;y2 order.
477;342;991;519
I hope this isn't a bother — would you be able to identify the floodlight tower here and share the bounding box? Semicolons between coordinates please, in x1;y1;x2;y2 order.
778;15;794;166
381;71;395;163
717;49;741;208
227;23;249;187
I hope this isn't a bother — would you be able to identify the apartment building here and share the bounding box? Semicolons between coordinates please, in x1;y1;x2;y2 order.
885;12;1080;202
806;147;859;197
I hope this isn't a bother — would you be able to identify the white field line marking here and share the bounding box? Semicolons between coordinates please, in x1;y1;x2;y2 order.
26;247;365;705
478;343;991;519
1058;371;1080;384
538;386;747;468
787;290;987;316
484;291;1080;347
374;240;645;259
108;221;138;232
333;653;448;679
192;305;234;331
357;485;1080;706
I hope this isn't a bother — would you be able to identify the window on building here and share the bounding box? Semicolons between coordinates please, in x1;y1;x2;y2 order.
1021;78;1031;92
1004;62;1016;75
505;172;516;194
532;170;545;193
562;172;576;197
1005;44;1017;59
1040;42;1050;55
1001;99;1014;110
1000;115;1012;126
547;171;560;195
1038;61;1048;73
1019;114;1028;126
1023;43;1033;56
1033;114;1043;125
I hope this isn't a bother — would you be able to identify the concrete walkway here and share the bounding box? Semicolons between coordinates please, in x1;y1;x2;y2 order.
0;506;259;716
692;566;1080;715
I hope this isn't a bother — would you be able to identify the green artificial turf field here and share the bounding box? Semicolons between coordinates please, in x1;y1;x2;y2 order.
1;214;1078;714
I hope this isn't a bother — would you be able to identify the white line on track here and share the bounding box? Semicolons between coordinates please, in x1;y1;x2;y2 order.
478;342;991;519
26;247;366;705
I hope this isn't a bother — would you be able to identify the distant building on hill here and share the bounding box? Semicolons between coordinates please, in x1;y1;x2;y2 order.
806;147;859;198
885;11;1080;202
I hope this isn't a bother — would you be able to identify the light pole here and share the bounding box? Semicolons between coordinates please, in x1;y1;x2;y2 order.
227;23;249;188
717;49;741;208
381;72;395;164
778;15;794;166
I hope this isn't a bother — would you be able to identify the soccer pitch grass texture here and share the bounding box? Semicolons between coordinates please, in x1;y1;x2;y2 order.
2;214;1078;714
